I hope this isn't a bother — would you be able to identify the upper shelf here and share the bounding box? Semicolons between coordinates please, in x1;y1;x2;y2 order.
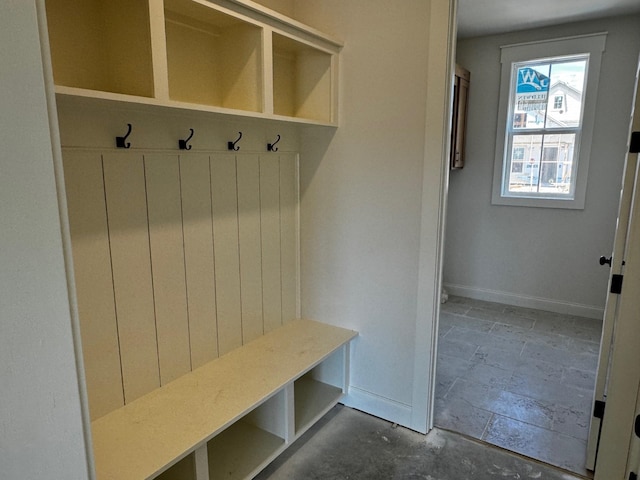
44;0;342;127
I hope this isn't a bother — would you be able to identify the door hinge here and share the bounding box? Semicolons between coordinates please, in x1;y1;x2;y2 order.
611;274;624;294
594;400;606;419
630;131;640;154
635;414;640;438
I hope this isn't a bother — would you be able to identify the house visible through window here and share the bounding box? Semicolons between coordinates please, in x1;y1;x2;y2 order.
492;33;606;209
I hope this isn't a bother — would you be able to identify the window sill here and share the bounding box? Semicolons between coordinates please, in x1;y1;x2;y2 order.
491;191;585;209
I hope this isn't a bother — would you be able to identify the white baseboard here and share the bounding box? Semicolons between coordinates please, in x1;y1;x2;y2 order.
443;283;604;319
342;386;413;429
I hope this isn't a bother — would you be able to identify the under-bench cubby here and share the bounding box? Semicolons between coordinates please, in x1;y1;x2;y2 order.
90;319;357;480
294;348;346;435
157;390;287;480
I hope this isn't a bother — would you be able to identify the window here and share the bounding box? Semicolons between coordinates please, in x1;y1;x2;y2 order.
553;95;564;110
492;33;606;209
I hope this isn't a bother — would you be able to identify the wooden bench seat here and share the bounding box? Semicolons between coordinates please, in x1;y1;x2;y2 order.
90;319;357;480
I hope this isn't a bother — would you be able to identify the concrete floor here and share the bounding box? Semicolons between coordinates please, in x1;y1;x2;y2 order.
435;296;601;476
256;405;585;480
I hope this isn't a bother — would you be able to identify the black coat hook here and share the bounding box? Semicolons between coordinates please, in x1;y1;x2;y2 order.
228;131;243;151
116;123;132;149
179;128;194;150
267;134;281;152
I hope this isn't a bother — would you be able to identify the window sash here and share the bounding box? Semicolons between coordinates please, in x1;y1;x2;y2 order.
491;33;606;209
502;130;580;198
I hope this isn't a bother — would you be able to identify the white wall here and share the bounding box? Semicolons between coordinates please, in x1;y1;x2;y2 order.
445;15;640;318
294;0;452;429
0;1;90;478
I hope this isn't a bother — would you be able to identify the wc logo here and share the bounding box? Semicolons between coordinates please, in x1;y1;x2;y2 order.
515;67;550;112
517;67;550;93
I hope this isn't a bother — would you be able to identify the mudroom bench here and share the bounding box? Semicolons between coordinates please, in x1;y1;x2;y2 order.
90;319;357;480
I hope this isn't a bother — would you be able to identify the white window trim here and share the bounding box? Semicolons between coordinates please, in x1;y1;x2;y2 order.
491;33;607;209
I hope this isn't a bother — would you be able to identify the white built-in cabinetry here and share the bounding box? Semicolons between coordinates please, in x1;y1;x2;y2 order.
41;2;351;479
44;0;341;125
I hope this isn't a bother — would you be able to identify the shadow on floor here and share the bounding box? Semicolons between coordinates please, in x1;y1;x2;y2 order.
256;405;587;480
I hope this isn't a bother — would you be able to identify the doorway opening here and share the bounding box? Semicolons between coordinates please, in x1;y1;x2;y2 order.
434;297;601;476
431;7;640;477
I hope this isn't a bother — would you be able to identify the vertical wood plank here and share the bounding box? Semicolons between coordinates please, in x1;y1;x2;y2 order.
102;152;160;403
280;154;298;322
180;154;219;368
259;156;282;333
63;150;123;419
144;154;191;384
236;154;264;343
211;155;243;354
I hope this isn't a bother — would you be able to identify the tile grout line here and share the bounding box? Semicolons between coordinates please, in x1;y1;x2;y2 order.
480;412;494;440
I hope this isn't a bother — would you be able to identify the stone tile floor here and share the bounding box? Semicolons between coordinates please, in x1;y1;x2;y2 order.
435;296;602;476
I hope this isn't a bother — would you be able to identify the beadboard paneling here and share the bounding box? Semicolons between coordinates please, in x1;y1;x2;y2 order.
211;154;243;355
260;156;283;333
179;154;219;368
280;154;298;322
237;155;264;343
102;152;160;404
63;148;298;418
63;151;123;420
144;154;192;384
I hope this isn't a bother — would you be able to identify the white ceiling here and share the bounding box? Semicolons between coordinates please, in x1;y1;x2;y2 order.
457;0;640;38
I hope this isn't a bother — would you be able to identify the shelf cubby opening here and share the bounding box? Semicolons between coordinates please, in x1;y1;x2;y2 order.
164;0;263;112
207;389;286;480
45;0;154;97
272;33;333;123
154;452;196;480
294;348;345;435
